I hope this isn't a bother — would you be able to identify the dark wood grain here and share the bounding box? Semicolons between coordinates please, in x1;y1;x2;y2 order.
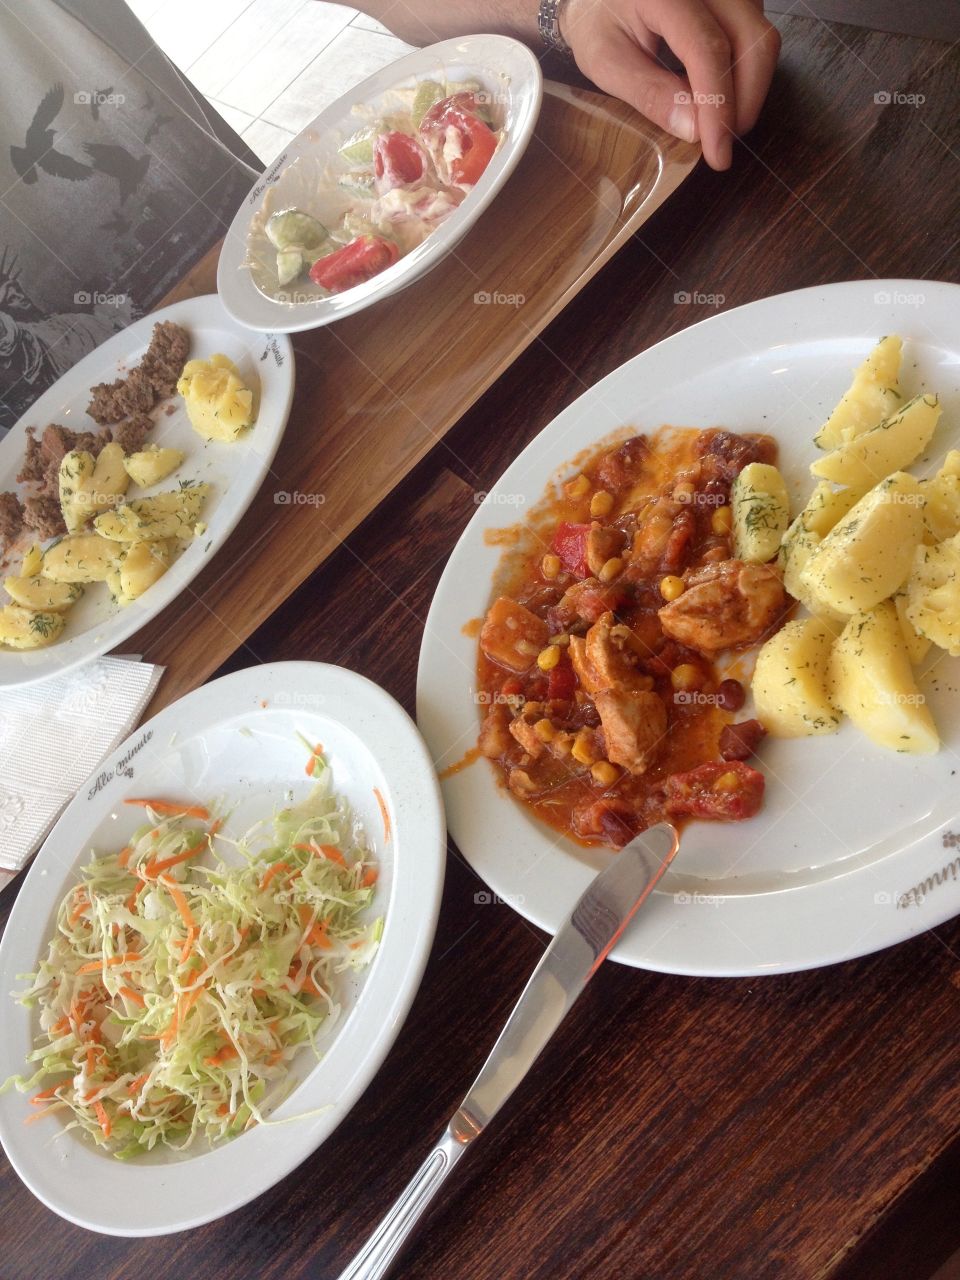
3;12;960;1280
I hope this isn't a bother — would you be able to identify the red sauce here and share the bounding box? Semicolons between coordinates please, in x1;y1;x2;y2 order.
474;426;782;848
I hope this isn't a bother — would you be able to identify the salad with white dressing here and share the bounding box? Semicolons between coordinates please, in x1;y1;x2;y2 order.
246;76;504;300
1;746;381;1157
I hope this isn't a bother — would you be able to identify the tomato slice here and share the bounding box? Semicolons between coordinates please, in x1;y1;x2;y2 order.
551;522;592;578
547;659;577;702
373;130;426;188
419;93;497;188
663;761;764;822
308;236;400;293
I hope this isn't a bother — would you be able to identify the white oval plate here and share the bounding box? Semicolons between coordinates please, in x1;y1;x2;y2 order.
417;279;960;977
0;661;445;1235
217;35;542;333
0;295;294;689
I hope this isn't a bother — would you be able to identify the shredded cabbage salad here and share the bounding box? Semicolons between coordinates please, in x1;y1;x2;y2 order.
2;745;382;1158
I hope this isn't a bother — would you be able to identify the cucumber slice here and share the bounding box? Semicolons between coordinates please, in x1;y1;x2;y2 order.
338;128;375;165
411;79;444;127
266;208;328;251
276;249;303;286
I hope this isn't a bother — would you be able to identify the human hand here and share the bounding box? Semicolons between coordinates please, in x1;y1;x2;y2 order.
559;0;781;169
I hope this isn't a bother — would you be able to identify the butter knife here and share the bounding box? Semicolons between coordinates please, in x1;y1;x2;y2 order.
337;821;680;1280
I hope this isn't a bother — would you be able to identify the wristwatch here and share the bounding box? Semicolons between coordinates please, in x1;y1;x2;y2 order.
538;0;572;56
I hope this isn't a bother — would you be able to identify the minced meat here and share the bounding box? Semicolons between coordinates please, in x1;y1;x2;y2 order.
22;494;66;540
0;492;25;545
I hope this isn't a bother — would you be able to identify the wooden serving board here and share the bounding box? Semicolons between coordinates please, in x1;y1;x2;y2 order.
139;81;700;713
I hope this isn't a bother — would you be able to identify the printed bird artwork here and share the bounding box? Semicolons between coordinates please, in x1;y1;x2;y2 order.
83;142;150;203
90;87;114;122
10;83;94;185
100;208;132;236
144;112;175;146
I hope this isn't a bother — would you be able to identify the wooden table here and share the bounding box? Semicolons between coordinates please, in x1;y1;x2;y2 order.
2;11;960;1280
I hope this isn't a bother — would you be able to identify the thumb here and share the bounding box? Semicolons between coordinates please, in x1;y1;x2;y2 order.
571;25;699;143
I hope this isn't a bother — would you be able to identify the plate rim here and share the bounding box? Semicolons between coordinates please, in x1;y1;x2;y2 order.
0;294;295;690
0;660;446;1234
216;33;544;333
416;277;960;977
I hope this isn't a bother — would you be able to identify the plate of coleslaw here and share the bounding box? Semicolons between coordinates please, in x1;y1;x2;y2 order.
0;661;445;1235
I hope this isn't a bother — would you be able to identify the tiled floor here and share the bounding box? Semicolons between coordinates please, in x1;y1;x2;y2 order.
125;0;413;164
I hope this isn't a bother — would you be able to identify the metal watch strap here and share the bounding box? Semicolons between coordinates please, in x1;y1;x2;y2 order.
538;0;572;55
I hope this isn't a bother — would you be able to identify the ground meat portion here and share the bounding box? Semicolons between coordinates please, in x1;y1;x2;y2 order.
112;413;153;454
0;491;25;545
87;366;155;423
22;494;66;540
141;321;190;397
16;431;45;484
596;435;649;492
719;719;767;761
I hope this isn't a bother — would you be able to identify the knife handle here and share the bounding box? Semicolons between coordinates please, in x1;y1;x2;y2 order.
336;1119;475;1280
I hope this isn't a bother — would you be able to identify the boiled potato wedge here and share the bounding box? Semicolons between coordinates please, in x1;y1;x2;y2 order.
4;575;82;612
904;532;960;656
123;446;184;488
113;540;174;604
810;393;940;489
41;532;122;583
94;483;210;542
178;354;255;442
799;480;861;537
814;335;903;451
731;462;790;563
0;604;65;649
830;601;938;754
920;450;960;543
894;592;931;665
778;516;844;622
19;543;43;577
798;471;924;616
753;617;840;737
59;442;130;532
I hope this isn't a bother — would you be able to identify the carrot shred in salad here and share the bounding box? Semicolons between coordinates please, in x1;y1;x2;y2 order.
1;751;381;1158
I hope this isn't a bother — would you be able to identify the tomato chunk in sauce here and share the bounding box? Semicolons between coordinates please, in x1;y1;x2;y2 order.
476;427;786;848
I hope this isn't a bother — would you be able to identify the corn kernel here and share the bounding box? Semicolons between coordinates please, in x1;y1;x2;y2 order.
598;556;623;584
553;733;573;757
541;553;561;580
671;663;701;691
591;760;618;786
589;490;614;518
537;644;561;671
547;633;570;646
533;718;556;743
571;730;596;766
711;505;732;535
713;770;741;792
565;473;591;498
660;574;685;602
673;480;696;503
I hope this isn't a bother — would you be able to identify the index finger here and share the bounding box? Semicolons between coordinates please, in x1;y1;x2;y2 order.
645;0;738;169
